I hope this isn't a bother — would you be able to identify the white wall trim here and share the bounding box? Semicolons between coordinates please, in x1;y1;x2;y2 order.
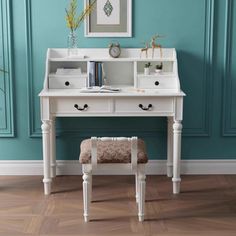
0;160;235;176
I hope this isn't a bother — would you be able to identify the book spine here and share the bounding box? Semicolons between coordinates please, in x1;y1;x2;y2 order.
95;62;98;86
88;61;95;87
101;62;106;85
98;62;103;87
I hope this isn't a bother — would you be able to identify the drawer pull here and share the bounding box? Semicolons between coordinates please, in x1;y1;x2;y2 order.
155;81;159;86
139;104;153;111
65;81;70;86
74;104;88;111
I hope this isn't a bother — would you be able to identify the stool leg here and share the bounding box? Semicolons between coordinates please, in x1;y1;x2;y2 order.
138;166;146;222
135;172;139;203
83;170;91;222
90;176;93;203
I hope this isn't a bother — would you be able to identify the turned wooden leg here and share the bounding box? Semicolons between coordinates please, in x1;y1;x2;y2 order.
90;175;93;203
167;117;174;177
49;118;56;178
172;120;182;194
135;172;139;203
138;165;146;222
41;120;52;195
83;169;92;222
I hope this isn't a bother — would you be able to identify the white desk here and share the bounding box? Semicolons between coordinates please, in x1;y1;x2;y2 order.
39;88;185;195
39;48;185;195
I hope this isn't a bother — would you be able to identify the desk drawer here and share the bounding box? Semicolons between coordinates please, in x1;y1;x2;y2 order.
49;76;87;89
137;76;176;89
51;98;111;114
115;98;174;114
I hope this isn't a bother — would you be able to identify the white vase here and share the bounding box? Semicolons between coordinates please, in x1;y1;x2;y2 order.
155;69;161;74
144;67;150;75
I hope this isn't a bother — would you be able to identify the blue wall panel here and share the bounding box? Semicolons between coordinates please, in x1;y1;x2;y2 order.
0;0;235;160
0;0;14;137
222;0;236;136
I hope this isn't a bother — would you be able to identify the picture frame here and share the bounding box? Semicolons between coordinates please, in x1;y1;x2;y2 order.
84;0;132;37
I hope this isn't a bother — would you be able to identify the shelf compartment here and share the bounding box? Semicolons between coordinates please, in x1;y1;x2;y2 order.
49;61;87;74
137;61;174;74
102;61;134;87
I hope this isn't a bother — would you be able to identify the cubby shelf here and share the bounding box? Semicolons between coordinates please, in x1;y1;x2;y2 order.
45;48;181;92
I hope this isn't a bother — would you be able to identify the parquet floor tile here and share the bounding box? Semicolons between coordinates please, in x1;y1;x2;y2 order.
0;175;235;236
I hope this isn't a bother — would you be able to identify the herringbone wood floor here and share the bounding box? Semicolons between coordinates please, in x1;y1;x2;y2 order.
0;175;236;236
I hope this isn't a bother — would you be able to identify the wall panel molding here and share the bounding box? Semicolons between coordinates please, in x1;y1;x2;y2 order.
183;0;214;137
222;0;236;136
25;0;36;137
0;0;15;137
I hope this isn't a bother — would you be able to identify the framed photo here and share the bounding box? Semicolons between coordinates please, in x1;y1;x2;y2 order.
84;0;132;37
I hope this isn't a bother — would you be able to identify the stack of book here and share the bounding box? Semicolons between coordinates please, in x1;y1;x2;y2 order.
87;62;104;87
55;68;82;75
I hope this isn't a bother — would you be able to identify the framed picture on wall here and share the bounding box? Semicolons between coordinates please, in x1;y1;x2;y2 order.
84;0;132;37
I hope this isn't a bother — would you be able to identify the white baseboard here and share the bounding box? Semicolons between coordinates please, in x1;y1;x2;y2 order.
0;160;235;175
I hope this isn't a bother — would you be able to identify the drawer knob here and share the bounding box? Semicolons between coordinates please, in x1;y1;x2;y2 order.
65;81;70;86
74;104;88;111
139;104;153;111
155;81;159;86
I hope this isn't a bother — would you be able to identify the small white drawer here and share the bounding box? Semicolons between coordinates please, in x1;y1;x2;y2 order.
51;98;111;114
49;75;87;89
137;76;176;89
115;98;174;114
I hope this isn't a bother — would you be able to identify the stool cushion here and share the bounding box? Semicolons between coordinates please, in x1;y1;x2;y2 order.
79;139;148;164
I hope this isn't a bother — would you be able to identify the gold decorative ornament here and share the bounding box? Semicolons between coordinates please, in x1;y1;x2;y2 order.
150;34;163;58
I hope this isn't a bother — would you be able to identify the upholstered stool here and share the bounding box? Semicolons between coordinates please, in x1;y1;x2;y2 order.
79;137;148;222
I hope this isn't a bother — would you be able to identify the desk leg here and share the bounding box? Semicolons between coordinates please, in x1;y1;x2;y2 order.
172;120;182;194
41;120;52;195
167;117;173;177
50;118;56;178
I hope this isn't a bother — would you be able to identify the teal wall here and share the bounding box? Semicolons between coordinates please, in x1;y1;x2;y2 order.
0;0;235;161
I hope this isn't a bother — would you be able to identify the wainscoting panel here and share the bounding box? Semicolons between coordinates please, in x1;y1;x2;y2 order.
0;0;14;137
222;0;236;136
181;0;214;137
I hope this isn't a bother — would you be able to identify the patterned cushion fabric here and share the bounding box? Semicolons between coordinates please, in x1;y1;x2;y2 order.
79;139;148;164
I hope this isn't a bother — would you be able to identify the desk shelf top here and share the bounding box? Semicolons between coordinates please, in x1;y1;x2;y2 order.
40;48;185;96
47;48;176;61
